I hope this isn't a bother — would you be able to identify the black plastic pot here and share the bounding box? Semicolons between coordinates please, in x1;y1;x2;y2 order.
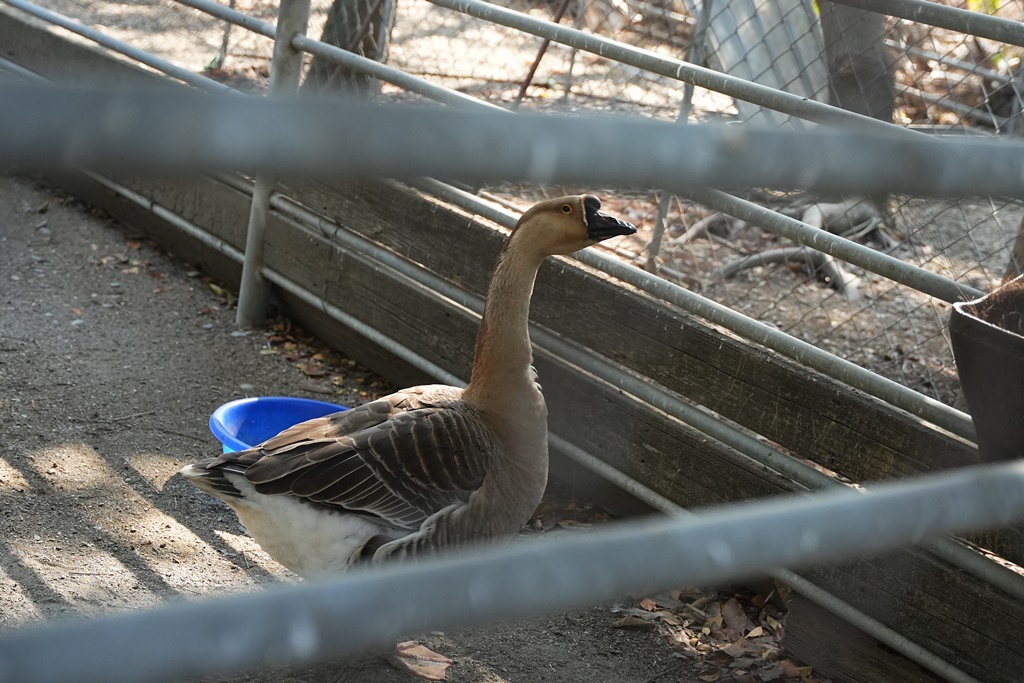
949;274;1024;462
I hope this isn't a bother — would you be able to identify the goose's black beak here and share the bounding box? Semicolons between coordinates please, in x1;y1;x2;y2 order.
583;194;637;241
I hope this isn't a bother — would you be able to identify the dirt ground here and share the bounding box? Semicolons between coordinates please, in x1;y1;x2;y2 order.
0;172;728;682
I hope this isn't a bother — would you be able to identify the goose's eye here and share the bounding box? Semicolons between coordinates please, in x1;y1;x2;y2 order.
561;204;573;214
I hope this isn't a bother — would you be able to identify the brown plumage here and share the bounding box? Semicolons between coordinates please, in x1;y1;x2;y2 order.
180;194;635;576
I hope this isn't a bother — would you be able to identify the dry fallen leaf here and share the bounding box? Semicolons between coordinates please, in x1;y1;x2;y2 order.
722;597;755;632
301;363;328;377
747;625;765;638
640;597;658;611
691;595;716;611
389;641;453;681
756;661;785;681
780;659;813;678
557;519;592;529
611;615;657;629
653;610;682;626
720;639;752;659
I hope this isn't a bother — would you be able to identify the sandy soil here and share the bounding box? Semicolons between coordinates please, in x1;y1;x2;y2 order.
0;173;716;682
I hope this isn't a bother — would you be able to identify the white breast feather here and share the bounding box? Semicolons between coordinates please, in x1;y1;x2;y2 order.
221;473;393;578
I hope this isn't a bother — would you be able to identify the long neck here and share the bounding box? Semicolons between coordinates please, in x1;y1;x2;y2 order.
461;238;543;408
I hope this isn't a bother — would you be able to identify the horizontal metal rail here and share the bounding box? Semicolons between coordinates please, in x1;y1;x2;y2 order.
291;34;507;110
2;457;1022;683
0;53;40;81
686;188;985;303
884;39;1010;84
174;0;278;39
175;0;505;110
8;85;1024;198
772;567;981;683
414;179;978;441
900;83;1008;130
1;0;235;93
40;86;966;312
831;0;1024;49
614;478;985;683
426;0;917;135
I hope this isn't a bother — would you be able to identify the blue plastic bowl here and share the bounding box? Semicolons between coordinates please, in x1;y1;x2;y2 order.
209;396;349;453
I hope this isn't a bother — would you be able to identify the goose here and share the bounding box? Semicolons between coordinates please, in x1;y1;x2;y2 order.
180;195;636;576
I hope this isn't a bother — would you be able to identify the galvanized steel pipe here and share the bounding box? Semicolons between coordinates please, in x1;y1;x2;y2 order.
425;0;914;134
235;0;312;327
685;188;985;302
1;0;235;93
9;86;1024;199
175;0;506;110
2;459;1023;683
830;0;1024;49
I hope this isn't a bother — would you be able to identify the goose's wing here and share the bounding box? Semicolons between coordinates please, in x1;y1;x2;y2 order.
195;386;495;529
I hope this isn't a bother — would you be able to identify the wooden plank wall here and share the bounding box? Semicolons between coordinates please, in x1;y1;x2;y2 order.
3;9;1022;681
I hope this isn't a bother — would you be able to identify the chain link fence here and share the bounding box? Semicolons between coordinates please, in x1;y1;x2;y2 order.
15;0;1023;406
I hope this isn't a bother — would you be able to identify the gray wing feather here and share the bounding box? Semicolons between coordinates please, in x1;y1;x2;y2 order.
197;387;496;530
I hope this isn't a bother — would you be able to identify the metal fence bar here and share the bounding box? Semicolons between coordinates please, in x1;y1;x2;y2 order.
175;0;507;110
603;472;986;683
0;53;40;81
830;0;1024;49
290;34;507;110
83;172;247;263
884;39;1009;84
0;0;236;94
8;85;1024;197
686;188;986;303
426;0;914;135
646;0;714;270
2;458;1022;683
174;0;277;38
413;178;979;441
773;568;982;683
235;0;312;327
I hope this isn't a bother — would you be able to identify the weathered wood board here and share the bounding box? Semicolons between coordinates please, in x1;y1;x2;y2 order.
783;594;945;683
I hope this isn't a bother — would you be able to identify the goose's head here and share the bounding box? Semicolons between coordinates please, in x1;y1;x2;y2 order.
513;194;637;257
